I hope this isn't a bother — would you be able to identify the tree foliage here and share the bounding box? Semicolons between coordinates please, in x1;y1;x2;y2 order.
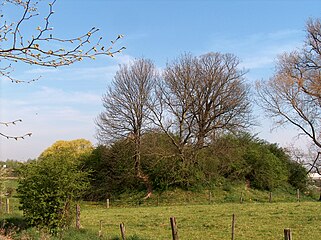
17;139;91;234
91;52;310;197
39;138;93;160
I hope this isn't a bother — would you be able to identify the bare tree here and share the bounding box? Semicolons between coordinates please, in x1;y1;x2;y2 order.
96;58;157;198
192;53;251;148
0;0;124;139
256;18;321;173
151;54;197;160
152;53;252;162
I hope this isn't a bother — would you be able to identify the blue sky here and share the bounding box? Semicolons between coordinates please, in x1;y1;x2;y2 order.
1;0;320;160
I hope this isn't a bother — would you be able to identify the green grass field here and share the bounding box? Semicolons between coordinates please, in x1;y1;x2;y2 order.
80;201;321;240
2;200;321;239
1;180;321;239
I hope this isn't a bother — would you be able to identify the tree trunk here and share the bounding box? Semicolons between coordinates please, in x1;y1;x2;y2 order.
134;136;152;199
135;151;152;199
137;170;153;199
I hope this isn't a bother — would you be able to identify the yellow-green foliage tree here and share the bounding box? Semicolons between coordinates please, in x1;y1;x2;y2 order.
17;139;93;234
39;139;93;160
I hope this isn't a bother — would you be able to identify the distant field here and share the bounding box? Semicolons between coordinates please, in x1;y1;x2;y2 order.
80;201;321;240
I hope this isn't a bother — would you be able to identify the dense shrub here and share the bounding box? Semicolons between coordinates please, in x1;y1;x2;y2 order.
287;160;308;190
141;132;202;190
85;132;308;198
84;141;141;200
17;140;91;234
243;146;288;190
200;133;307;191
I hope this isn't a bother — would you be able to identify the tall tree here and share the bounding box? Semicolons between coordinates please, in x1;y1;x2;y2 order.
152;53;251;162
256;18;321;173
96;58;157;198
0;0;124;140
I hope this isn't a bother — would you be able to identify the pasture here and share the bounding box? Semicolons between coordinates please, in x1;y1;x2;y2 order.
1;180;320;239
79;201;321;240
2;200;321;239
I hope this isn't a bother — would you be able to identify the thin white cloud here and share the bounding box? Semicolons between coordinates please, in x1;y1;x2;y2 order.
1;53;137;161
113;54;136;65
31;87;101;105
209;29;303;70
0;97;99;160
0;84;104;161
0;87;102;116
26;68;58;75
17;53;135;83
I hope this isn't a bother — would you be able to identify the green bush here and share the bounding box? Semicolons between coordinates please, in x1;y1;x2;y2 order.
206;133;305;191
17;140;91;234
85;132;309;198
287;160;308;190
243;146;288;190
141;132;200;190
84;141;141;201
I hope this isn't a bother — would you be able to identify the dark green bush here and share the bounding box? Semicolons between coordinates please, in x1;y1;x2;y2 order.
85;132;309;197
287;160;308;190
84;141;141;201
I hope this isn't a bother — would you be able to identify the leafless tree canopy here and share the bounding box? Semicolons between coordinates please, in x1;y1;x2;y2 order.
152;53;252;154
256;18;321;172
96;59;157;144
0;0;124;140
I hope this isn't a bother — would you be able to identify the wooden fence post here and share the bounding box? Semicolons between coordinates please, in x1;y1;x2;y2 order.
284;228;292;240
106;199;110;208
209;191;212;204
240;192;243;203
269;192;272;203
76;204;81;229
120;222;126;240
5;198;9;214
98;220;103;237
170;217;179;240
297;189;300;202
231;214;235;240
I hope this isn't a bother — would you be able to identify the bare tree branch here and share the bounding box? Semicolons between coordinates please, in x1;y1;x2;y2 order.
0;1;125;78
152;52;252;161
256;18;321;172
1;0;124;139
0;119;32;139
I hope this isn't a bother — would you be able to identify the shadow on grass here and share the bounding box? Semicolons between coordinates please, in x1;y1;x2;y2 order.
0;217;147;240
110;235;147;240
0;215;29;238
